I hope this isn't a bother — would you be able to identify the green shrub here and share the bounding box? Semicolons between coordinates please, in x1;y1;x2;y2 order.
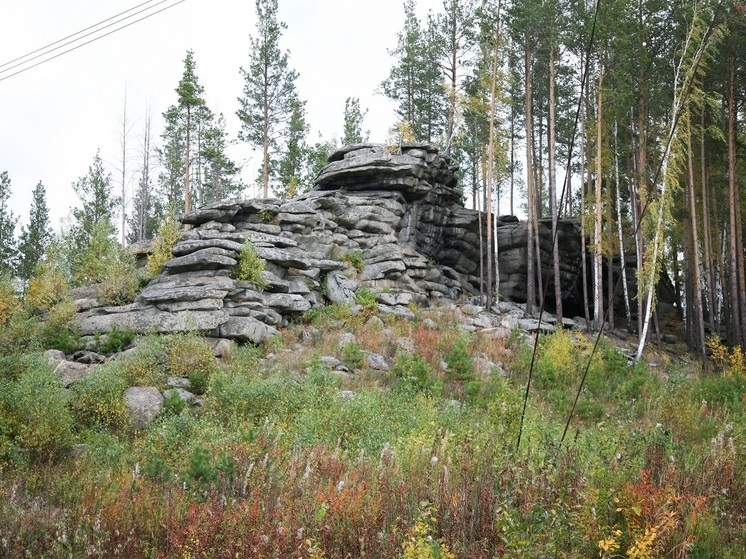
392;352;442;396
165;333;218;381
233;239;267;289
147;212;182;277
71;362;128;429
163;390;188;416
0;311;40;357
98;324;135;354
188;371;208;395
99;248;140;305
122;335;167;387
340;250;364;272
444;334;474;381
342;342;365;369
0;359;73;463
25;245;70;313
355;287;378;316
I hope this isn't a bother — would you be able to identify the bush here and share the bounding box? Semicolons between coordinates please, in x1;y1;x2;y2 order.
40;298;82;353
0;358;73;463
71;361;128;430
0;311;40;357
26;246;70;313
122;335;167;387
444;334;474;381
355;287;378;316
392;352;442;397
341;342;365;369
163;390;188;416
147;212;182;277
233;239;267;289
0;274;20;326
98;324;135;354
188;371;208;395
165;333;218;380
99;248;140;305
340;250;364;273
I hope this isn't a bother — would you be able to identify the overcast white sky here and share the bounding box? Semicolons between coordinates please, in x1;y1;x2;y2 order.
0;0;442;233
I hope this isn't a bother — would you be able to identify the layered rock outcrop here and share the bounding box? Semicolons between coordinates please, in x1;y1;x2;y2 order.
75;143;585;342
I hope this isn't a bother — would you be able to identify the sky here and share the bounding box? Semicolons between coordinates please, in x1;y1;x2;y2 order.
0;0;443;234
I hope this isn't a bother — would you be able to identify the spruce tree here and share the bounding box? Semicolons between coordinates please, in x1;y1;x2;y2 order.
18;181;53;285
237;0;299;198
0;171;18;275
342;97;369;145
382;0;448;144
201;113;243;204
277;96;309;199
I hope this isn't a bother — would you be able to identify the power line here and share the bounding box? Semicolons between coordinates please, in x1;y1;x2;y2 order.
0;0;188;83
0;0;162;71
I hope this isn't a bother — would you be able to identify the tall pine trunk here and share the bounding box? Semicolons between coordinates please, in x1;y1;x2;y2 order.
548;42;563;320
525;32;536;315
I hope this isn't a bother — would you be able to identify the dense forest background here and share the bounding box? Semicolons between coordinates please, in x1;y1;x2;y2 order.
1;0;745;363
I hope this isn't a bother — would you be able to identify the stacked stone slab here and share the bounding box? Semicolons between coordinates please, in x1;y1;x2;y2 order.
75;143;586;342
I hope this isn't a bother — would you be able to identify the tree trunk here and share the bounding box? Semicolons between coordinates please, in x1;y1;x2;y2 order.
548;42;563;320
525;32;536;315
727;55;743;348
686;109;707;363
614;120;632;325
185;105;192;215
594;63;604;329
700;108;716;334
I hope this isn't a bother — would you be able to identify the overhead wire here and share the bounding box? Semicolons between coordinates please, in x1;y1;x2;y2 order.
0;0;188;83
0;0;163;71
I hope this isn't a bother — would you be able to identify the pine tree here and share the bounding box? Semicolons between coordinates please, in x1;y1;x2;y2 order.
17;181;53;286
277;96;309;200
382;0;448;143
342;97;368;145
237;0;299;198
68;152;120;283
201;113;243;205
0;171;18;275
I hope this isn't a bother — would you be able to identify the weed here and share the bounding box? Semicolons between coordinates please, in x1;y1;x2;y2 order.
340;250;365;273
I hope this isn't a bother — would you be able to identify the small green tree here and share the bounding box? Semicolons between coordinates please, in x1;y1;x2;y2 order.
342;97;369;145
0;171;18;275
277;96;309;199
17;181;53;288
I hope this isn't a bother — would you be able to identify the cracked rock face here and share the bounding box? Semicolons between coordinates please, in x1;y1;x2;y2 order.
74;143;586;343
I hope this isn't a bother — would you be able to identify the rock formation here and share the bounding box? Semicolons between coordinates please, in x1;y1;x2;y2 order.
74;143;588;343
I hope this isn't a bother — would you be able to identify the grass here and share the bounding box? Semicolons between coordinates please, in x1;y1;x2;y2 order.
0;304;744;558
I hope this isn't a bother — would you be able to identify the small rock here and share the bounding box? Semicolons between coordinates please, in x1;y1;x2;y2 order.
71;350;106;364
396;338;415;353
320;356;342;369
338;332;356;347
125;387;164;428
365;353;393;371
422;318;439;330
365;315;385;330
167;376;191;389
340;390;356;400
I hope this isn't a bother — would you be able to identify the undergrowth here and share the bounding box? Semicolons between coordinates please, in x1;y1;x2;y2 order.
0;305;744;558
